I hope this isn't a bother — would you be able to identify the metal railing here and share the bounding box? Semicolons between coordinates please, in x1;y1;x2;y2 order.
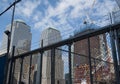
5;23;120;84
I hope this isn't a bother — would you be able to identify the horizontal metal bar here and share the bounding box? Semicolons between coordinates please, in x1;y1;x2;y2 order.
11;23;120;60
56;48;113;64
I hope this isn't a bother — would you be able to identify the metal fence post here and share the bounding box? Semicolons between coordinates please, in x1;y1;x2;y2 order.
28;54;32;84
19;57;24;84
88;38;93;84
68;44;72;84
11;59;16;84
39;39;43;84
8;46;15;84
114;29;120;64
51;48;55;84
39;52;43;84
2;0;21;83
110;30;120;84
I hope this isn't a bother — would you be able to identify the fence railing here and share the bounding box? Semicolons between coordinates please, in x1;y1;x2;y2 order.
5;23;120;84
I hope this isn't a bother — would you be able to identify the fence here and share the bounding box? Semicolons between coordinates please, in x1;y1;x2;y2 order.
5;23;120;84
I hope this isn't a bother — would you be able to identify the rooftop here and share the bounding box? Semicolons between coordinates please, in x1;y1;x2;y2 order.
15;19;27;25
74;22;100;35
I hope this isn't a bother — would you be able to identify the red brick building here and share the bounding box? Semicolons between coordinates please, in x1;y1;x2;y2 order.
73;29;101;66
73;28;108;84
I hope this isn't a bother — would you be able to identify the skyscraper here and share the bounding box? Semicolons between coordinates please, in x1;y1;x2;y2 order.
0;20;31;55
36;28;64;84
0;20;32;84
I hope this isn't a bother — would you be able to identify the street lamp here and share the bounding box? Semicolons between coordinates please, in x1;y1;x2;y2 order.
4;30;11;54
3;30;11;84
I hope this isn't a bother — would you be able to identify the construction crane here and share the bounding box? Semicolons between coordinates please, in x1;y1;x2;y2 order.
84;0;96;24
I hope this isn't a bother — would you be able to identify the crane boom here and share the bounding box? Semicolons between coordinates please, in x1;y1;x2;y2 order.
84;0;96;23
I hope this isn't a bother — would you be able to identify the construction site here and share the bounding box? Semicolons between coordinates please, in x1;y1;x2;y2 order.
0;0;120;84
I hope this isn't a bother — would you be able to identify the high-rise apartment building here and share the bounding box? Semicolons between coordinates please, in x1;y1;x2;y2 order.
0;20;32;84
36;28;64;84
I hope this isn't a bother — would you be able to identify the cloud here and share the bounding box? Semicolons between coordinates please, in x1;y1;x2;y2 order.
16;0;41;18
2;0;7;2
9;0;116;39
33;0;116;34
0;41;1;48
32;11;43;22
0;0;10;12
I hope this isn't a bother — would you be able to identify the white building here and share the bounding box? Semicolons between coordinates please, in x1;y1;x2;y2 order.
36;28;64;84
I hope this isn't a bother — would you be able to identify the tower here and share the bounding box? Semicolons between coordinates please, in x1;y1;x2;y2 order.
0;20;32;84
0;20;31;55
36;28;64;84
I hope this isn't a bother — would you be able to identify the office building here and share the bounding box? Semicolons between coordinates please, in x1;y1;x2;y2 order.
36;28;64;84
0;20;31;55
0;20;32;84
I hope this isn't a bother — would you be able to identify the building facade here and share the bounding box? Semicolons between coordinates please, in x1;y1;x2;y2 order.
0;20;32;84
73;29;101;66
36;28;64;84
73;23;109;84
0;20;31;55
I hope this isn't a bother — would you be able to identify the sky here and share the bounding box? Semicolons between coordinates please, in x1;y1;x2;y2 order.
0;0;119;50
0;0;119;74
